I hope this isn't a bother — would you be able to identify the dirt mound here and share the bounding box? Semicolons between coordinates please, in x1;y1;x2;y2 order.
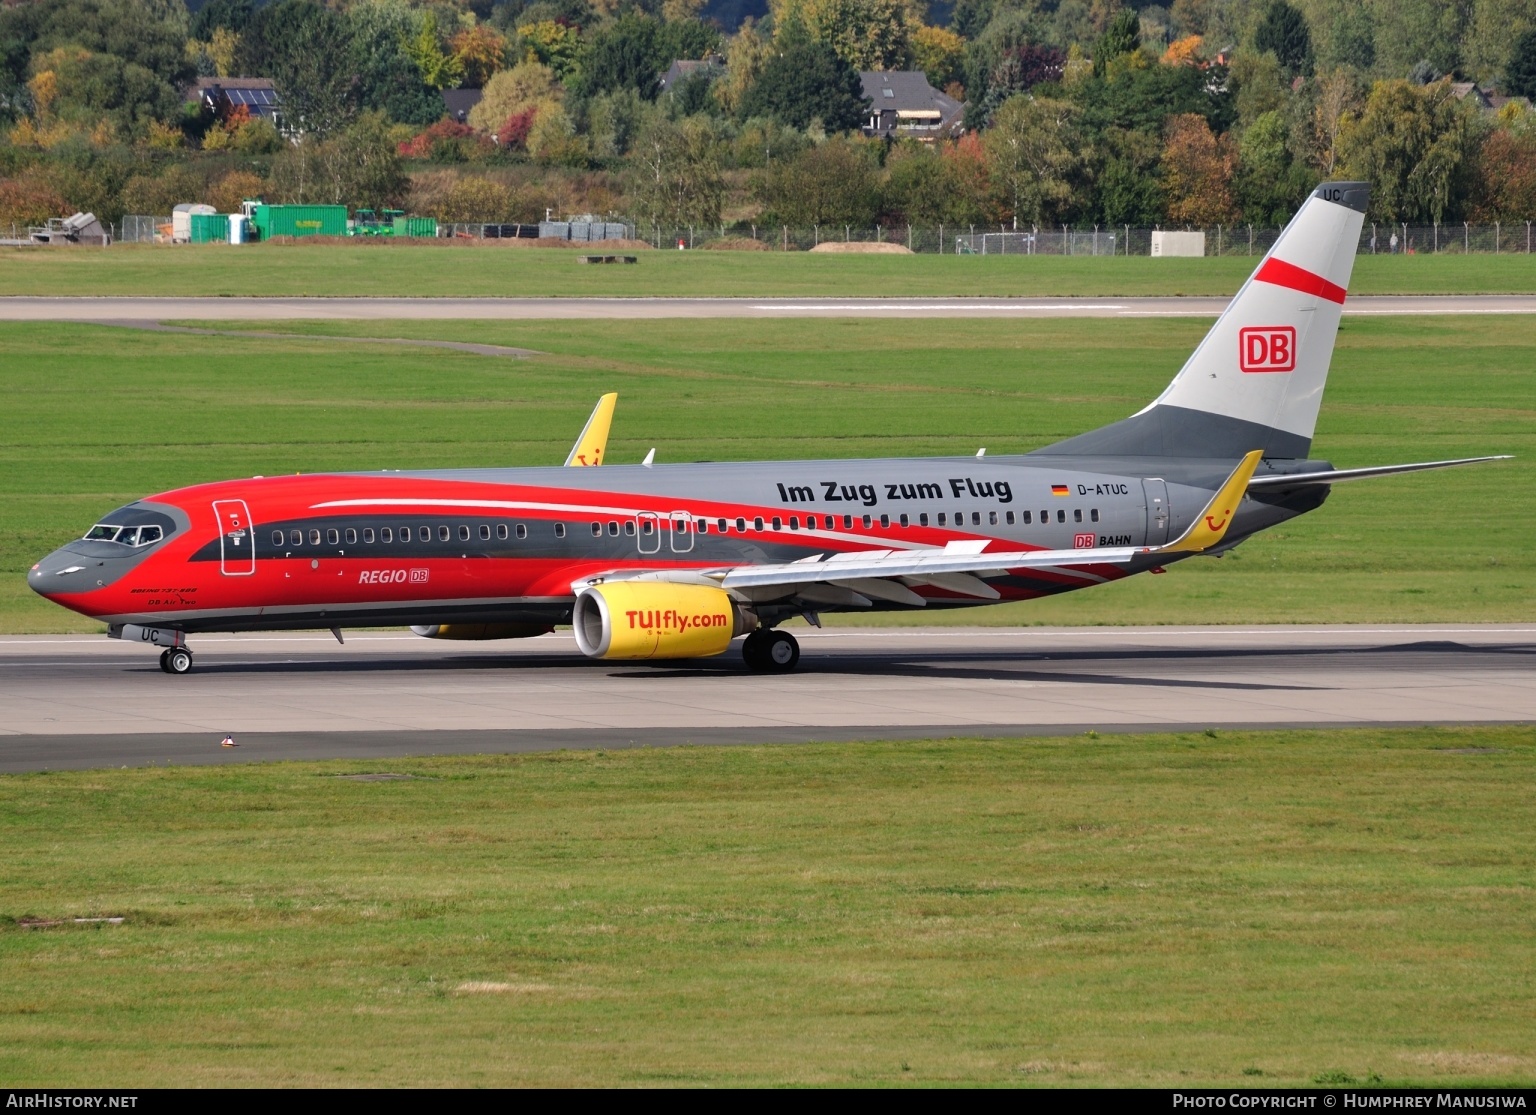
809;241;913;254
700;237;772;251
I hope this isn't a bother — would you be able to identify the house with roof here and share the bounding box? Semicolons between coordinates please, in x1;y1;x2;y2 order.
186;77;281;124
442;88;483;124
659;56;725;96
859;71;964;141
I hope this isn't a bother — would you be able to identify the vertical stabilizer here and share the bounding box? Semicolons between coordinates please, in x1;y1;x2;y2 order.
1040;181;1368;459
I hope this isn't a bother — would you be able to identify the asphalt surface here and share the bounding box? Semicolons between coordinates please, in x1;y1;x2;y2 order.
4;295;1536;320
1;625;1530;771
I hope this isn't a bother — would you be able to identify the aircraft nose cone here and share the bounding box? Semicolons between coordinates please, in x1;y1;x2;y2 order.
28;548;95;597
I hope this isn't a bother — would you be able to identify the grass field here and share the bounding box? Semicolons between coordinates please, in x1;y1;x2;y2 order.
2;313;1530;633
1;726;1531;1086
1;242;1535;297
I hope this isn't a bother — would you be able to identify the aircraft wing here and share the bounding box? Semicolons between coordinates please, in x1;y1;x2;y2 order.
1248;455;1511;489
576;453;1264;603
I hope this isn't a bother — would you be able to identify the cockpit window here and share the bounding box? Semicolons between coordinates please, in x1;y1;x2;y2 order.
82;521;165;546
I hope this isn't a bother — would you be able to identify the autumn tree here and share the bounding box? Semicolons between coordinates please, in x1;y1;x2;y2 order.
1093;8;1141;77
789;0;912;71
911;25;964;93
1161;111;1238;225
629;115;724;227
752;135;881;226
1337;79;1482;223
1470;127;1536;219
984;94;1082;228
469;61;561;132
451;25;510;88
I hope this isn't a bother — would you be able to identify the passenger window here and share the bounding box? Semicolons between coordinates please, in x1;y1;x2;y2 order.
290;530;302;546
479;524;490;540
899;514;909;528
608;521;619;536
271;530;283;546
381;528;392;543
345;528;357;545
554;523;566;538
624;521;635;536
919;513;929;526
718;518;729;533
879;514;889;528
591;522;602;536
1022;511;1032;524
789;516;799;530
364;528;375;543
771;517;781;530
938;513;947;526
1090;509;1100;523
438;525;450;542
1056;510;1066;523
843;515;853;530
970;512;980;526
737;518;747;532
514;524;525;539
1073;509;1083;523
496;524;506;540
642;520;654;535
309;529;322;546
1005;511;1015;525
862;514;872;528
459;525;470;541
697;520;708;534
1041;509;1048;523
327;528;339;545
399;527;410;542
989;511;998;525
753;517;764;531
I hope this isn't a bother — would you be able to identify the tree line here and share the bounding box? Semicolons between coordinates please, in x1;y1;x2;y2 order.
4;0;1536;231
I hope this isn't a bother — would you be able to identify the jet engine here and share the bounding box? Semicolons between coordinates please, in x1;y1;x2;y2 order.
411;623;553;640
573;582;754;660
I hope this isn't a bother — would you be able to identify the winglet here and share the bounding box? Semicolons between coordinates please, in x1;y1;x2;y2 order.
1159;450;1264;553
564;393;617;467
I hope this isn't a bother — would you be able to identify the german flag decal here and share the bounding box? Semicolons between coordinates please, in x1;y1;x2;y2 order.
1051;484;1070;496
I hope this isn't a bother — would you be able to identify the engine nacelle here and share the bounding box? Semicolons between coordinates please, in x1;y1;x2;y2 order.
573;582;753;660
411;623;553;640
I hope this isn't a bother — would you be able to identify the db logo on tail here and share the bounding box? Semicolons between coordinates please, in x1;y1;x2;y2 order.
1239;326;1296;373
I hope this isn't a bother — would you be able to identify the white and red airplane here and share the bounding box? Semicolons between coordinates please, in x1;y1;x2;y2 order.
29;182;1506;674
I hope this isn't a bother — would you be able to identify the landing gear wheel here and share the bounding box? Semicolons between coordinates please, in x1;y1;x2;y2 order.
743;629;799;673
164;648;193;675
158;649;171;673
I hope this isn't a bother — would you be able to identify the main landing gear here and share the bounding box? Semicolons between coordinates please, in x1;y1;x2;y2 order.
742;628;799;673
159;647;193;675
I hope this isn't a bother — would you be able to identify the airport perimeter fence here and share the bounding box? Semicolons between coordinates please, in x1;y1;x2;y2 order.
111;215;1536;255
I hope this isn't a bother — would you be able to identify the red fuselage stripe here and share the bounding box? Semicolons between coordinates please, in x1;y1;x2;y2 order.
1254;257;1346;304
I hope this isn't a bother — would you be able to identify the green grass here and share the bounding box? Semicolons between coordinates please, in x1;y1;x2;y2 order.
1;726;1532;1086
1;241;1535;297
2;313;1529;633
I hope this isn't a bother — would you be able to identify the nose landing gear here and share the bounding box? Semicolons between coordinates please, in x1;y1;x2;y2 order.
742;628;800;673
159;647;193;675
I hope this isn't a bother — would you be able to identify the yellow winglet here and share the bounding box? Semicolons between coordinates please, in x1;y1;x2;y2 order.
1159;449;1264;554
564;392;618;466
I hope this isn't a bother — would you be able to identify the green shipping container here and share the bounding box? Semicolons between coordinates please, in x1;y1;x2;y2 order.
393;216;437;238
189;213;230;243
251;204;348;239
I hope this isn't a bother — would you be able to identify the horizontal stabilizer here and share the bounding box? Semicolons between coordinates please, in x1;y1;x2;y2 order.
1248;456;1512;488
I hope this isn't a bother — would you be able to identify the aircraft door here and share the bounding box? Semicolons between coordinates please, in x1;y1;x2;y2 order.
213;499;256;576
636;512;660;554
1142;479;1170;545
669;512;694;553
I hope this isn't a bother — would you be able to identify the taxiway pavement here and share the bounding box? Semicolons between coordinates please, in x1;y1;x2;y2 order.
4;295;1536;321
0;625;1530;771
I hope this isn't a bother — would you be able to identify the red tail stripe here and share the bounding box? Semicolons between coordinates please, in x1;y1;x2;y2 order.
1254;257;1346;304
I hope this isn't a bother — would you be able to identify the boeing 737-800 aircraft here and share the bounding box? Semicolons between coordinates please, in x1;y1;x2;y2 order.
29;182;1507;674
